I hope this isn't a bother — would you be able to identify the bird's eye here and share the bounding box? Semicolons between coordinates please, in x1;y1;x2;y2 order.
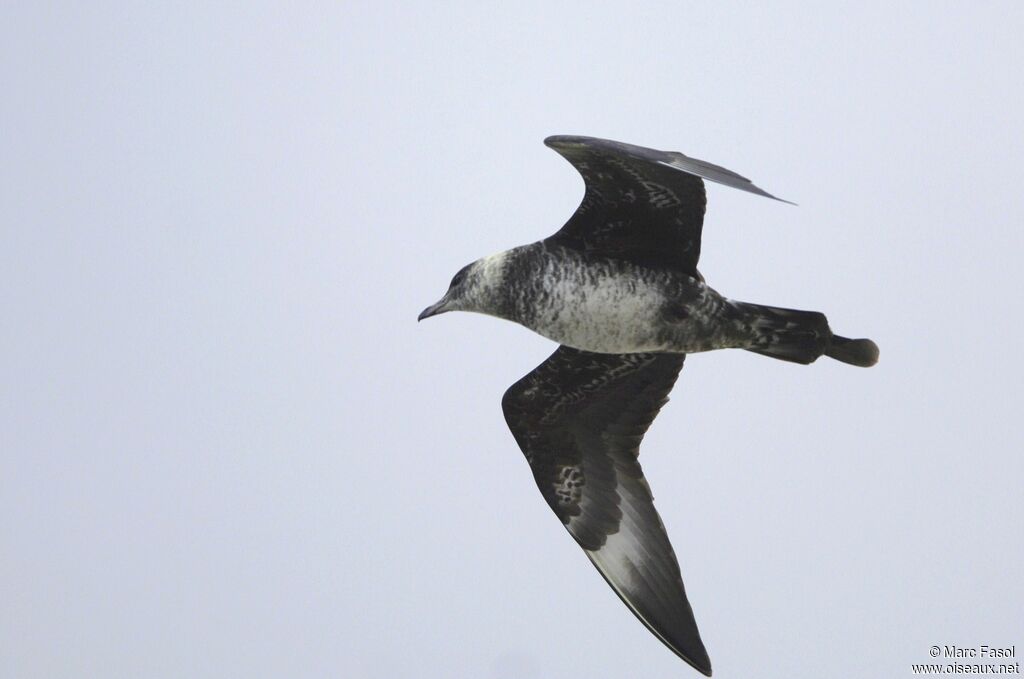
450;266;470;288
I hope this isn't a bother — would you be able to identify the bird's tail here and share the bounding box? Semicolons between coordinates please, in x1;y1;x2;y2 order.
824;335;880;367
738;303;879;367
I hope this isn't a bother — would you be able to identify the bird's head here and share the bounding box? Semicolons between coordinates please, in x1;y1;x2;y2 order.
418;253;507;322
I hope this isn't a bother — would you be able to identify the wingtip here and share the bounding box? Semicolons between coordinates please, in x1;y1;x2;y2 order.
748;185;797;206
752;187;798;206
674;646;712;676
737;179;797;206
583;547;713;676
738;188;797;207
683;644;713;676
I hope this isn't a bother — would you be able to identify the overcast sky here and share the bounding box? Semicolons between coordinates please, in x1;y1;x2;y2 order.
3;3;1023;678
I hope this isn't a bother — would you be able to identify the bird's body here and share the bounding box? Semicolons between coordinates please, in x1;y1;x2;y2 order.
467;242;754;354
418;135;878;676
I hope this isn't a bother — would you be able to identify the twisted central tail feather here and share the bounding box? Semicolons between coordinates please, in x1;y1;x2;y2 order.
825;335;879;367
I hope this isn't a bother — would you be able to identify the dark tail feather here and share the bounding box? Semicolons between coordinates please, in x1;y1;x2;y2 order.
825;335;879;367
741;304;830;365
739;303;879;367
747;338;824;364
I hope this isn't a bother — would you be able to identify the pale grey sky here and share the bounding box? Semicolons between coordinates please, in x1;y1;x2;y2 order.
2;3;1022;678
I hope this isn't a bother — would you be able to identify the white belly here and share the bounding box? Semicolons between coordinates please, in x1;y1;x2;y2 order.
529;275;670;353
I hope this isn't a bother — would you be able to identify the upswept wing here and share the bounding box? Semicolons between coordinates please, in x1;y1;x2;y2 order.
544;135;791;274
502;346;711;676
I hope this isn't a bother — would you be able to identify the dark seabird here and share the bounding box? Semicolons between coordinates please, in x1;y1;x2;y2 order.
418;136;878;676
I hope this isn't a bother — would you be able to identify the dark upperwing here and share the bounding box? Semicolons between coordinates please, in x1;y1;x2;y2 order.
544;135;792;275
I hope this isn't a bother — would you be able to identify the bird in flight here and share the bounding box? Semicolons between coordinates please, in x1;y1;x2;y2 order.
418;135;878;675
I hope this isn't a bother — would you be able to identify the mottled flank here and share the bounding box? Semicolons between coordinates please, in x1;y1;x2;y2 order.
419;135;878;676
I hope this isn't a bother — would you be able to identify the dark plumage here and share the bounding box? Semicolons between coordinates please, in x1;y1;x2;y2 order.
419;135;879;675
